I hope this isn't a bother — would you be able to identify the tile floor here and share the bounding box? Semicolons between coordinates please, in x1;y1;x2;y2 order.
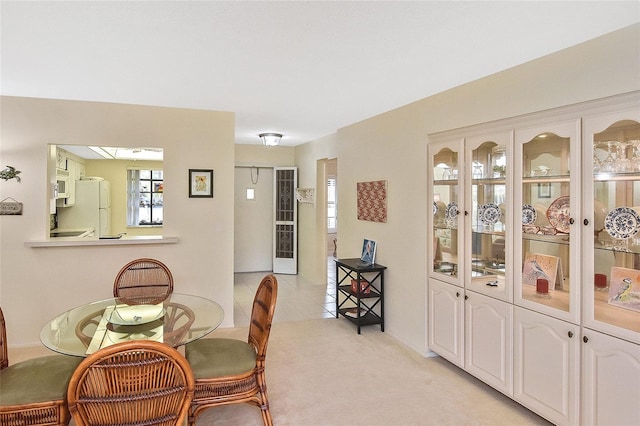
233;257;337;327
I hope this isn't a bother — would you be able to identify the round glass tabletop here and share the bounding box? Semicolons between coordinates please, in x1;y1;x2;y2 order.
40;293;224;357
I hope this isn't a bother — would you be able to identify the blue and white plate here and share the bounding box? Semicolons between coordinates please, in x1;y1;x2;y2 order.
604;207;640;240
445;202;458;221
522;204;537;225
479;203;501;225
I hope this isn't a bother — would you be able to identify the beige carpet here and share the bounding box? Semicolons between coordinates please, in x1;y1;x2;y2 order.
10;317;549;425
195;318;550;426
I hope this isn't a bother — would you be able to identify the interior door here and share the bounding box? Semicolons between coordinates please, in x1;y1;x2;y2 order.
273;167;297;274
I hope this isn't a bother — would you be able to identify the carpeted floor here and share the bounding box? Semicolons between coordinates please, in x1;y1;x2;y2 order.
194;318;550;426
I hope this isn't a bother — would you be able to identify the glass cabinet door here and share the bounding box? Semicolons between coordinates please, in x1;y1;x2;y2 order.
583;111;640;343
429;139;463;286
465;132;512;301
514;120;580;323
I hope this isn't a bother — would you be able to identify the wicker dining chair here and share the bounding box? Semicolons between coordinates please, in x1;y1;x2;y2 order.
67;340;194;426
0;306;82;426
185;274;278;425
113;258;174;304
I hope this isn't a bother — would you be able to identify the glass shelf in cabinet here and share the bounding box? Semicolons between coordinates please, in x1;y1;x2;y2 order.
433;179;459;185
472;177;506;185
522;175;570;184
522;232;570;245
595;239;640;255
471;227;506;237
593;172;640;182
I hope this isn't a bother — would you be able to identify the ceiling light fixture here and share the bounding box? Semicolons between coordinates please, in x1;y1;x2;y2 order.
259;132;283;146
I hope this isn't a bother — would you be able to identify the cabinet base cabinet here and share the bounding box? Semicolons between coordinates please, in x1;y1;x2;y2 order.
428;279;464;367
581;330;640;426
465;291;513;397
514;307;580;426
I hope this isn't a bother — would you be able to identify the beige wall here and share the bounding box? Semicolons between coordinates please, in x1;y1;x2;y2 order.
294;134;340;282
0;97;235;346
295;24;640;354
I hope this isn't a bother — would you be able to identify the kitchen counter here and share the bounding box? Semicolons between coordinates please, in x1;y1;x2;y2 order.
49;227;94;238
25;235;178;248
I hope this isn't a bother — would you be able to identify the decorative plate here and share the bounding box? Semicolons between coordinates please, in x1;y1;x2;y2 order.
546;196;571;234
445;202;458;221
479;203;501;225
604;207;640;240
522;204;537;225
109;304;166;325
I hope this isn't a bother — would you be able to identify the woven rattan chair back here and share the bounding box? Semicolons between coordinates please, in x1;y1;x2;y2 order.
113;258;174;304
248;274;278;359
0;307;8;371
187;274;278;426
1;306;81;426
67;340;194;426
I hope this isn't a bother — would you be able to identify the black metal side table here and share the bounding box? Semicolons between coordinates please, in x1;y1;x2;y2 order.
334;258;386;334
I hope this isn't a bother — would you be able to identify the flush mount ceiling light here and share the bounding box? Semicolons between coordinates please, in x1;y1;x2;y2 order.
259;132;283;146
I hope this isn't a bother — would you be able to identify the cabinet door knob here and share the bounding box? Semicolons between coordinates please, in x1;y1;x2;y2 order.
583;336;589;343
456;292;460;298
464;295;468;300
568;331;574;338
569;217;575;225
583;218;589;226
464;210;469;216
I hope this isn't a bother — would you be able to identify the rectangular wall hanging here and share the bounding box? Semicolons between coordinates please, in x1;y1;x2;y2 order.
189;169;214;198
0;197;23;215
357;180;387;223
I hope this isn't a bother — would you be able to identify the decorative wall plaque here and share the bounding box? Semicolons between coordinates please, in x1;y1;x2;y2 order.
0;197;23;215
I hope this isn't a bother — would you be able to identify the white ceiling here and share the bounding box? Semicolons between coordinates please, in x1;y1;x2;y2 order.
1;1;639;146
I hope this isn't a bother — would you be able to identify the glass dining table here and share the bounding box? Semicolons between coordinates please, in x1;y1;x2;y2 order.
40;293;224;357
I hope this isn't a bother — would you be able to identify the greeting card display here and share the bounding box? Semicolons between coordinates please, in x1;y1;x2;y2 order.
522;253;560;290
608;267;640;313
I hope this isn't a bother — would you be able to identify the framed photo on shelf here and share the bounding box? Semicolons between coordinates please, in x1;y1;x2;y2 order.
361;239;377;265
538;182;551;198
189;169;214;198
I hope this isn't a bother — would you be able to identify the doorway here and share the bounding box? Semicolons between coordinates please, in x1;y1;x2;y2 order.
326;158;338;263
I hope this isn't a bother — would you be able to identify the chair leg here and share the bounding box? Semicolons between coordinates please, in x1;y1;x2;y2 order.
256;370;273;426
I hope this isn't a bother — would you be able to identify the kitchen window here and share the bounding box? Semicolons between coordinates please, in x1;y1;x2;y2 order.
127;168;163;226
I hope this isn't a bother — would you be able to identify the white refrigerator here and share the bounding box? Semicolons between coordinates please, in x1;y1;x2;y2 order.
58;179;111;237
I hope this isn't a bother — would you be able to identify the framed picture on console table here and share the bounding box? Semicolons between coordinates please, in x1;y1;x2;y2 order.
361;239;376;265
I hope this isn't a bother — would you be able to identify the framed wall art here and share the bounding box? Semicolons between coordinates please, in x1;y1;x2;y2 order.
189;169;214;198
357;180;387;222
538;182;551;198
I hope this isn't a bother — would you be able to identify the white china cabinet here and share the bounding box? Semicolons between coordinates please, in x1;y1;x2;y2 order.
580;108;640;426
428;131;514;396
427;92;640;426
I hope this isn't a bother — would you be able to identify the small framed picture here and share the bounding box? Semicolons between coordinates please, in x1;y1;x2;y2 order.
538;182;551;198
189;169;214;198
361;239;377;265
